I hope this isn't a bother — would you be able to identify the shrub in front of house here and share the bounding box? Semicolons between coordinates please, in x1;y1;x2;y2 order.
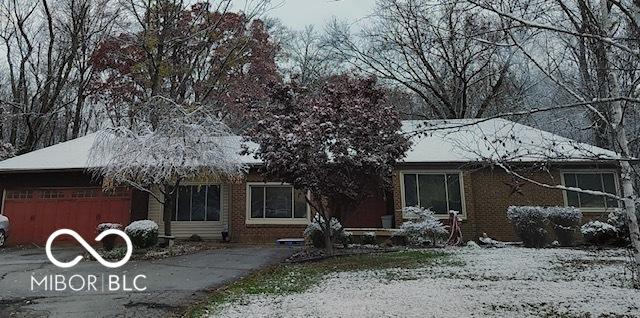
547;207;582;246
97;223;123;251
507;206;549;248
605;208;639;246
390;231;408;246
125;220;159;249
581;220;619;245
399;206;448;246
361;232;377;245
303;214;345;248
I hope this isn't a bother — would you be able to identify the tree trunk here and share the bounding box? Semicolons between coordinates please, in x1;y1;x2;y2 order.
323;221;334;256
609;77;640;267
71;91;86;139
597;1;640;269
162;184;175;236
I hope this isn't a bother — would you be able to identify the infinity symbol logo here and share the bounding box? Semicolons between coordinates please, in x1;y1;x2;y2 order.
45;229;133;269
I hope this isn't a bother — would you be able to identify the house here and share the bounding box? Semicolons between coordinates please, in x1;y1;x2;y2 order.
0;118;620;245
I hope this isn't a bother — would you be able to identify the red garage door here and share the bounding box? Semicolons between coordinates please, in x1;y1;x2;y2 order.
2;187;131;246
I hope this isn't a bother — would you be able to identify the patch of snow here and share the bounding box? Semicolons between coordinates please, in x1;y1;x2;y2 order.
213;247;639;318
465;241;480;248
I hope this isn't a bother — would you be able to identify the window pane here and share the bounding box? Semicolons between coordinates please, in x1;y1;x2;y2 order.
602;173;618;208
564;173;580;207
418;174;447;214
446;174;462;213
250;186;264;218
206;186;221;221
176;186;192;221
265;187;293;218
403;174;418;207
294;189;307;218
577;174;606;207
189;186;205;221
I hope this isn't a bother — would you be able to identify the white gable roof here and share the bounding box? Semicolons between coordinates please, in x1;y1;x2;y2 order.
401;118;618;163
0;133;100;172
0;118;618;172
0;133;261;172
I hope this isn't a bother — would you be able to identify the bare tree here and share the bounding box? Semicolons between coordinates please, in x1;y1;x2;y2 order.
276;25;345;87
0;0;120;153
438;0;640;274
327;0;528;119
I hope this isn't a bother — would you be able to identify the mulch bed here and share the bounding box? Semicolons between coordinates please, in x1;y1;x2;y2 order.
285;245;407;263
88;240;239;261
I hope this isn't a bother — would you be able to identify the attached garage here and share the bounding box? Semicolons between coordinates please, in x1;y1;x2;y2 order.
2;187;131;245
0;134;149;246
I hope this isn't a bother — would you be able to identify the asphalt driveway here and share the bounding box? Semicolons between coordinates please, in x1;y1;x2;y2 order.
0;246;293;318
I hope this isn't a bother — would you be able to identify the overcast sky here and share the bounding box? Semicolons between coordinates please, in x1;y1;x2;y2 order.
254;0;377;30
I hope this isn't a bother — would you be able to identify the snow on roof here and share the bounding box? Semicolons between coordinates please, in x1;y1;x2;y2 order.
0;118;619;172
401;118;618;163
0;133;261;172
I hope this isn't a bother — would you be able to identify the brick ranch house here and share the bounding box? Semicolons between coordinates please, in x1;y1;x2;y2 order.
0;119;620;246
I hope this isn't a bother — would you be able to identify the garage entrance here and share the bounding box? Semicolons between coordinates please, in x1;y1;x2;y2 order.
2;187;131;245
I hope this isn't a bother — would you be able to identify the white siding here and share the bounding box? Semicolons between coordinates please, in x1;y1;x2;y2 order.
148;184;230;239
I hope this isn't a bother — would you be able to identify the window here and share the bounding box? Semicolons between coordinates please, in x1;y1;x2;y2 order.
6;190;33;199
247;184;308;223
172;185;221;222
402;172;464;216
71;189;97;198
41;190;64;199
562;172;618;210
104;187;128;198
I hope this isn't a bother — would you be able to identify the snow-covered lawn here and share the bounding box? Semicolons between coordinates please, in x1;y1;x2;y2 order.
211;247;640;318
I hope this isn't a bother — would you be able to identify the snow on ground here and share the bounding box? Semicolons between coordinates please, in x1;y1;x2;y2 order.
213;247;640;318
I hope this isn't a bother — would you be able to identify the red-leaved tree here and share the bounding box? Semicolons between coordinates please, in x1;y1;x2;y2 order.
89;1;279;130
246;75;411;254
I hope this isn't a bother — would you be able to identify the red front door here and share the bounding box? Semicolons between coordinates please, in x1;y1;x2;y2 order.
2;187;131;246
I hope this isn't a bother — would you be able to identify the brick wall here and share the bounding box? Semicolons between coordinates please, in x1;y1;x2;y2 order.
229;172;306;243
231;165;617;244
392;165;568;241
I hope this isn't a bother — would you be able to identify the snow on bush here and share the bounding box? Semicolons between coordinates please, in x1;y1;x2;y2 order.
362;231;377;245
607;208;627;231
547;207;582;247
507;206;548;248
399;206;448;246
304;214;345;248
125;220;159;249
605;208;638;245
581;221;618;245
96;223;124;251
547;207;582;225
97;223;123;233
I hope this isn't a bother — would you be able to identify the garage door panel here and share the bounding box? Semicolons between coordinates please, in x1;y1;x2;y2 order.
3;187;131;246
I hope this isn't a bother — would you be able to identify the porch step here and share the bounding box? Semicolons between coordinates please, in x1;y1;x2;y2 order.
276;238;305;246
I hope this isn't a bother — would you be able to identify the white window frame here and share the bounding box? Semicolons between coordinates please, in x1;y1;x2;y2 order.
399;170;467;220
560;170;621;213
246;182;311;225
174;183;223;223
